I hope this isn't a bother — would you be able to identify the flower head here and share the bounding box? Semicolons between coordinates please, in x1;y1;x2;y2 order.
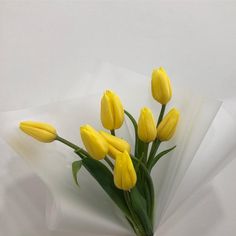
151;67;172;105
100;131;130;159
19;121;57;143
138;107;157;143
100;90;124;130
156;108;179;141
114;151;137;191
80;125;108;160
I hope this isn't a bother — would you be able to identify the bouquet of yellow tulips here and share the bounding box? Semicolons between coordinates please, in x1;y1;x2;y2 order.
19;67;179;236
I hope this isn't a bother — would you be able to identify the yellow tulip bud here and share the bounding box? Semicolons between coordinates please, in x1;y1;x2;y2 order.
100;90;124;130
107;144;122;160
80;125;108;160
156;108;180;141
99;131;131;159
114;151;137;190
151;67;172;105
137;107;157;143
19;121;57;143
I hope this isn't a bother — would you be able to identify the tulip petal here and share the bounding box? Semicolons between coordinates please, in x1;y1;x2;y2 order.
80;125;108;160
19;121;57;143
101;90;124;130
114;151;137;190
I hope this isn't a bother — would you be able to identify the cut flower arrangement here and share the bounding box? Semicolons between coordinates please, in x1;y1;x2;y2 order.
19;67;179;236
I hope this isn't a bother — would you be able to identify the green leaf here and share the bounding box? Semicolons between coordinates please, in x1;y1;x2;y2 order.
130;187;153;236
149;145;176;170
72;160;83;186
74;151;131;217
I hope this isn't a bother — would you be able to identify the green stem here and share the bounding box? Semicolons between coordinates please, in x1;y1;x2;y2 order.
143;143;149;164
56;136;80;150
124;110;139;157
76;150;87;160
56;136;89;158
147;104;166;168
137;139;144;159
104;156;114;170
147;140;161;170
140;142;149;191
157;104;166;126
110;129;116;136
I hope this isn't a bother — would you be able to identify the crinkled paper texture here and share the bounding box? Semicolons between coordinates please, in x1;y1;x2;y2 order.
0;64;236;235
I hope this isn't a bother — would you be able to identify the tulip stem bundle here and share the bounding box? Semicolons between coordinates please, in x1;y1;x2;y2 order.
19;67;180;236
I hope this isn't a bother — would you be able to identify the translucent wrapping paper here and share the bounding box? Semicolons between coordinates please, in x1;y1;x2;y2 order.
0;63;236;235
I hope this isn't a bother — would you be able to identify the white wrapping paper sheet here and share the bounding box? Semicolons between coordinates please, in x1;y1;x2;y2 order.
161;103;236;223
0;138;55;235
0;64;236;235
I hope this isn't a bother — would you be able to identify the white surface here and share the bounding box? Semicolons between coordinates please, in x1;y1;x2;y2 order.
1;1;236;236
1;0;236;110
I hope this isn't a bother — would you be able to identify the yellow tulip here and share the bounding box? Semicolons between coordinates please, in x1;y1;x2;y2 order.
100;90;124;130
114;151;137;191
100;131;130;159
151;67;172;105
19;121;57;143
156;108;180;141
80;125;108;160
107;144;121;160
137;107;157;143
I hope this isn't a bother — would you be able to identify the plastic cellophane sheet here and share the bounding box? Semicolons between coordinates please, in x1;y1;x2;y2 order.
0;63;236;235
